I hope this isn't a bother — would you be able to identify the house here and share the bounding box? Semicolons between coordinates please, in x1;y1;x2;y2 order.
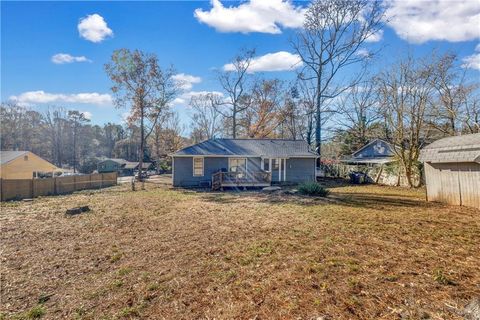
0;151;61;179
170;139;318;189
97;158;128;174
340;139;406;185
341;139;395;166
97;158;152;176
419;133;480;209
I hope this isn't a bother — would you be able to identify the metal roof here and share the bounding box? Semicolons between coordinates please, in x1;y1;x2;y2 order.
419;133;480;163
0;151;28;165
172;139;317;158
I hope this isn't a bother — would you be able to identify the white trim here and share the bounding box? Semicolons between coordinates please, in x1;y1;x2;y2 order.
269;158;272;172
278;158;281;181
192;157;204;177
283;158;286;181
172;157;175;184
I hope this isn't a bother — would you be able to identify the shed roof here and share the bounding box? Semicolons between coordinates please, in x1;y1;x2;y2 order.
172;139;317;158
419;133;480;163
0;151;28;165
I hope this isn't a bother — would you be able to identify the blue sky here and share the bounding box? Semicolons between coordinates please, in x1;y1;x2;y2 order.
2;0;479;129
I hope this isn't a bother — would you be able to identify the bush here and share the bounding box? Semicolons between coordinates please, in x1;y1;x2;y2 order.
298;182;329;197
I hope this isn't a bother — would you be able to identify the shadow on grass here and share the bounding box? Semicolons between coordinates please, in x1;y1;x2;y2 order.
194;187;430;211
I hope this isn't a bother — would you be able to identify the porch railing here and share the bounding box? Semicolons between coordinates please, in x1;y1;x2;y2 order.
212;171;272;190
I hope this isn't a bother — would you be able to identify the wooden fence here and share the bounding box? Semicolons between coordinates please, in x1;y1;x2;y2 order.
0;172;117;201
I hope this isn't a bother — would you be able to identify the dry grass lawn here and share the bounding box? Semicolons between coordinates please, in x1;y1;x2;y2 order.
1;181;479;319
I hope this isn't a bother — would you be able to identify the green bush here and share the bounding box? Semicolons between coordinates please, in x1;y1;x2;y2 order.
298;182;329;197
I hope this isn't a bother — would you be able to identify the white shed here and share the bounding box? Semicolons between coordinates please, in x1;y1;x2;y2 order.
419;133;480;209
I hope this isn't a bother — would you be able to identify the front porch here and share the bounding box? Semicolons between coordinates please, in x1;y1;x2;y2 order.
211;171;272;190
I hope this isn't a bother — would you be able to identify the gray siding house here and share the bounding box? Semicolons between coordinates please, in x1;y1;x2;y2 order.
171;139;317;189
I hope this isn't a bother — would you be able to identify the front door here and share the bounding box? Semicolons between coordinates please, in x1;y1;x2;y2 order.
263;158;286;182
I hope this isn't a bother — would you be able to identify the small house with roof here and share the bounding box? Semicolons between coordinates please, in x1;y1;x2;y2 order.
419;133;480;209
0;151;61;179
170;139;318;189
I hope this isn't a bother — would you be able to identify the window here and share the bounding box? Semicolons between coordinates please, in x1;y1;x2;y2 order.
229;158;247;178
272;159;279;170
263;159;270;172
193;157;204;176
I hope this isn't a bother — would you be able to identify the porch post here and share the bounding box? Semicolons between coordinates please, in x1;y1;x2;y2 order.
283;159;286;182
278;158;281;182
269;158;272;173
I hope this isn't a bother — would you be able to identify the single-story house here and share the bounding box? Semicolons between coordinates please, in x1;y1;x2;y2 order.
419;133;480;209
97;158;152;176
170;139;318;189
0;151;62;179
97;158;128;174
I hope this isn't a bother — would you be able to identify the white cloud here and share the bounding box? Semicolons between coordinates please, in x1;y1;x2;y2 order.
172;73;202;90
51;53;91;64
365;29;384;43
194;0;306;34
78;14;113;43
223;51;302;73
82;111;92;120
356;48;370;58
9;91;112;106
462;44;480;71
386;0;480;43
173;91;224;106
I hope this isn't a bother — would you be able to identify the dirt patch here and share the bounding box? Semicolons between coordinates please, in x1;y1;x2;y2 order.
1;183;479;319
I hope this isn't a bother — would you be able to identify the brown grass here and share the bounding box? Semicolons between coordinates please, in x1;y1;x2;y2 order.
1;181;479;319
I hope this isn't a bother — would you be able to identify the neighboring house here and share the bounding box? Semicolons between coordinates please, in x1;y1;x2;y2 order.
97;158;127;174
340;139;410;186
170;139;318;189
342;139;396;165
419;133;480;209
0;151;61;179
97;158;152;176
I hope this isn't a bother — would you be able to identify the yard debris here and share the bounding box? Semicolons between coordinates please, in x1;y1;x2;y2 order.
261;186;282;192
65;206;90;215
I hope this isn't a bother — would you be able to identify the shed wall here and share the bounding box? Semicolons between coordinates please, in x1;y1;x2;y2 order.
425;162;480;209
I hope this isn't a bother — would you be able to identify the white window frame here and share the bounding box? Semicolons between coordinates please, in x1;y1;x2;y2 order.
228;157;247;173
193;157;204;177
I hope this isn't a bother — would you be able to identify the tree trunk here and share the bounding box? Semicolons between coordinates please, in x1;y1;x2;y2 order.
232;104;237;139
138;104;145;182
315;76;322;167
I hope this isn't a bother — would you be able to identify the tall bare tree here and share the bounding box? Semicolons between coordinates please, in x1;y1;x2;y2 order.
335;82;382;154
428;53;480;136
189;93;223;141
293;0;384;158
376;56;436;187
217;49;255;138
105;49;180;180
68;110;89;173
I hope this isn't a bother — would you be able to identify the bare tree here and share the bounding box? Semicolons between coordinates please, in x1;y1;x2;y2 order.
335;81;382;153
189;93;223;141
293;0;384;158
105;49;180;180
428;53;480;136
68;110;89;173
376;56;435;187
217;49;255;138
